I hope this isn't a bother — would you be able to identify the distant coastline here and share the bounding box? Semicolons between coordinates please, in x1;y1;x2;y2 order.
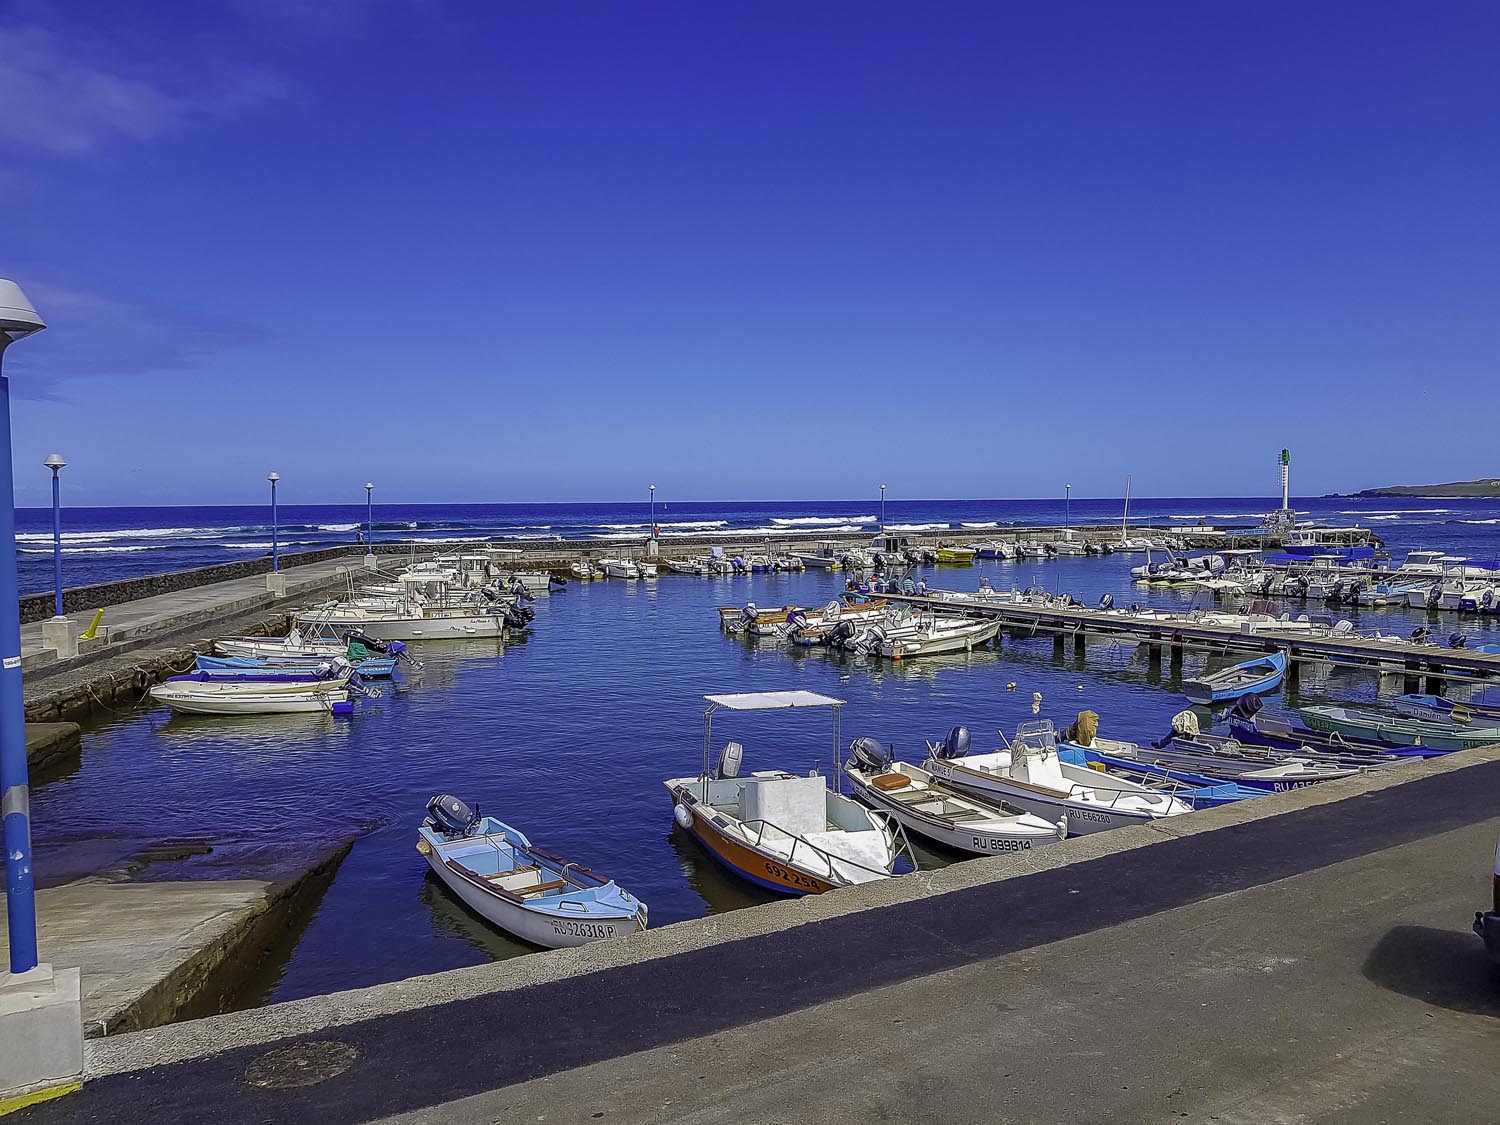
1331;479;1500;499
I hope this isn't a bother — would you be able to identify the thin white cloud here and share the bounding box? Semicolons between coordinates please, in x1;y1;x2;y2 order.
5;282;269;401
0;21;287;156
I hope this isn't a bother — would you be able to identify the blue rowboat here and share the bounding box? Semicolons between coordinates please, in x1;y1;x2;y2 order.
1183;651;1286;706
196;652;398;678
1058;744;1259;809
1299;704;1500;753
1395;691;1500;722
418;796;647;949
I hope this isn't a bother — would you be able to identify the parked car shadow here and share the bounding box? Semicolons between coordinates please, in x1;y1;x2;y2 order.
1362;925;1500;1017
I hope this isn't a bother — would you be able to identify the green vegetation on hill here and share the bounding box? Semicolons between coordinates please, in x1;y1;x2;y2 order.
1351;479;1500;498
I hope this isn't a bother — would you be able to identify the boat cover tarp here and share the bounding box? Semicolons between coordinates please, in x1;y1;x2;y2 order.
1063;710;1099;748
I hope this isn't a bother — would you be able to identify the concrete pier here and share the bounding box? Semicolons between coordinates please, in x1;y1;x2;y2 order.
23;723;80;774
21;745;1499;1123
0;837;354;1040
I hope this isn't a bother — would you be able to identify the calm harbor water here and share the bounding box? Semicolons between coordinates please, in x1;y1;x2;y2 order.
31;528;1500;1008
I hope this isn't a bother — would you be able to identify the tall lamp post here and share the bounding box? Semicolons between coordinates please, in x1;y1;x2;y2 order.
365;482;374;544
1;280;47;976
43;455;66;618
880;483;886;531
267;472;280;571
1065;483;1072;539
649;483;656;537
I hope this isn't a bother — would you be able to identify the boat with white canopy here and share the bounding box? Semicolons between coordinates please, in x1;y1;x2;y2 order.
664;691;909;895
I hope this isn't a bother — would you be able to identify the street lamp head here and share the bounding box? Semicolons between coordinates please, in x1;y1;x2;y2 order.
43;453;67;472
267;471;280;483
0;279;45;345
365;482;374;492
649;483;655;492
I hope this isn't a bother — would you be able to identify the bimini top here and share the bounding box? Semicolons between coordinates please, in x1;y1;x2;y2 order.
704;691;845;711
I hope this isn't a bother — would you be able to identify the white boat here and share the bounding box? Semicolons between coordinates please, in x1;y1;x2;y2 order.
569;561;598;580
793;541;844;570
664;557;707;575
418;797;647;948
844;743;1064;855
599;557;641;579
214;626;346;661
664;691;904;894
299;601;510;640
923;721;1191;834
872;614;1000;660
506;571;554;595
150;678;352;715
637;560;658;578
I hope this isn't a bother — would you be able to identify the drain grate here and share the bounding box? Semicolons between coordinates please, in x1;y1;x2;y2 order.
244;1040;360;1090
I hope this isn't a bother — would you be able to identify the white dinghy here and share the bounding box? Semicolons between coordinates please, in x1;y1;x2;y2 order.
418;796;647;949
924;721;1191;834
845;739;1065;855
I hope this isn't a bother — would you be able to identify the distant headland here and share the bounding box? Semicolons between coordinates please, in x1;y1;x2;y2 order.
1330;479;1500;499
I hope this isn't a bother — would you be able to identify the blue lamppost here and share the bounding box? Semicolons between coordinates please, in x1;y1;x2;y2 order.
880;483;886;530
43;454;65;618
1;279;47;975
1065;482;1072;538
649;483;656;538
365;482;374;546
267;472;280;571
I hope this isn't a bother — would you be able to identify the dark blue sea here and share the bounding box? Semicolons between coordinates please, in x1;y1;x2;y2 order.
15;494;1500;595
19;496;1500;1012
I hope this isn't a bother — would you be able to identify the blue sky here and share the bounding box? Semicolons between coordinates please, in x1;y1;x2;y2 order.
4;1;1497;506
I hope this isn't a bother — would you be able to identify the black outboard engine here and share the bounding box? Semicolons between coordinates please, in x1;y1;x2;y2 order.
425;794;479;837
829;620;856;648
1231;693;1263;720
503;604;533;629
343;629;390;653
849;737;890;772
933;726;970;760
1098;593;1114;610
1411;626;1432;645
1449;632;1468;649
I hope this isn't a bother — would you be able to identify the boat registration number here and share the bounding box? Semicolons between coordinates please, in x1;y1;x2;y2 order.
764;861;822;892
971;837;1031;852
1070;809;1112;823
549;920;616;940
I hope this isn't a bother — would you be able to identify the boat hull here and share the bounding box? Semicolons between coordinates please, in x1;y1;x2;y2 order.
925;758;1159;834
847;772;1058;855
150;687;348;715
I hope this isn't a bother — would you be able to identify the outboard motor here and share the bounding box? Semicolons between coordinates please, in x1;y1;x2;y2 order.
932;726;970;760
829;620;856;648
1411;626;1432;645
1449;632;1469;649
784;608;808;635
1232;693;1263;720
849;737;890;772
714;741;744;780
1098;593;1114;610
740;602;758;627
343;629;390;653
425;794;479;837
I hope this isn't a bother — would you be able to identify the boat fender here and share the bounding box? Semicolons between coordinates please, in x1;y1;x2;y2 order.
673;803;692;829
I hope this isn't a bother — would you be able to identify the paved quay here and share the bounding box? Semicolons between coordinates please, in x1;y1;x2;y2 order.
21;745;1500;1124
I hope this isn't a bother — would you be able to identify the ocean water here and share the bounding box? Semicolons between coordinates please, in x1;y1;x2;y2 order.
14;494;1500;595
19;496;1500;1013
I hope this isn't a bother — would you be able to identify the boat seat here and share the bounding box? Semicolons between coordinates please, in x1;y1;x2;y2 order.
516;879;568;897
485;865;539;883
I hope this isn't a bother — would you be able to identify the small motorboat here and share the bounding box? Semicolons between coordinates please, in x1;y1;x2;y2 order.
214;626;346;661
418;796;647;948
1395;690;1500;723
1055;743;1257;809
599;558;641;579
1183;651;1287;706
844;740;1064;854
923;721;1191;834
1298;705;1500;753
665;691;905;894
934;545;977;565
569;560;598;580
871;615;1000;660
149;679;355;715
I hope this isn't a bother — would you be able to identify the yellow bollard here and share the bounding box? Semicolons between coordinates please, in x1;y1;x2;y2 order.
79;609;105;640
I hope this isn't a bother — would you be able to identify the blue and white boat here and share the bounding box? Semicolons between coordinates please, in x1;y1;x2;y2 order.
417;796;647;949
1183;651;1286;706
1056;743;1257;809
195;650;399;678
1395;690;1500;722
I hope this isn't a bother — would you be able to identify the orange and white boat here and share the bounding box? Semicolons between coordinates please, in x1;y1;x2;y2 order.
665;691;906;895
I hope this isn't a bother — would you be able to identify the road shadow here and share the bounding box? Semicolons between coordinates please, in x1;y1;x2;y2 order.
1362;924;1500;1017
